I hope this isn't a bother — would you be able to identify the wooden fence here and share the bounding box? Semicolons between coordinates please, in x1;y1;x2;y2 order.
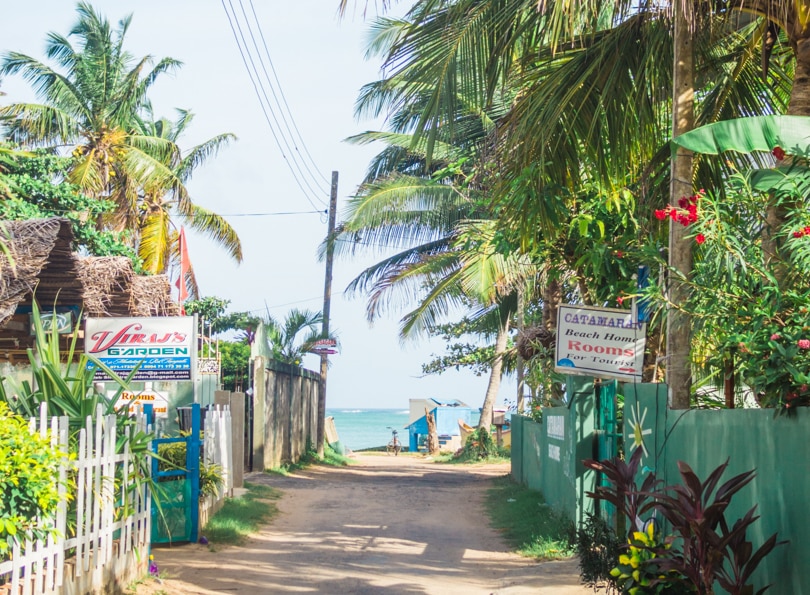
0;405;151;595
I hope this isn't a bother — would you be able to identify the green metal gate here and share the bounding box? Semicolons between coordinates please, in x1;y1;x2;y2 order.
149;403;201;544
594;379;620;529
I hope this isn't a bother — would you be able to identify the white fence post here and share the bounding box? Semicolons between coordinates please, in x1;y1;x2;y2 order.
0;406;153;594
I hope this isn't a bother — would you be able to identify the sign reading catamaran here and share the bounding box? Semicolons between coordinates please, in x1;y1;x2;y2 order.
555;304;646;381
85;317;196;382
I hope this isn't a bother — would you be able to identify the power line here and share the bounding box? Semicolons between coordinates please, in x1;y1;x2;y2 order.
248;0;332;188
220;0;327;211
234;0;329;204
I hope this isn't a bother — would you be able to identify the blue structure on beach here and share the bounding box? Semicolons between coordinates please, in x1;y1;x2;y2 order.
406;398;473;452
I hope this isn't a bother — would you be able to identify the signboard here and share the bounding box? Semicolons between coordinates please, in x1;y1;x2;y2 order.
555;304;646;381
309;338;338;355
115;390;169;418
85;317;196;382
197;358;220;375
30;311;73;335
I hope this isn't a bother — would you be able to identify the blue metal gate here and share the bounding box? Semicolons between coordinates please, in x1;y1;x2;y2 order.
149;403;201;544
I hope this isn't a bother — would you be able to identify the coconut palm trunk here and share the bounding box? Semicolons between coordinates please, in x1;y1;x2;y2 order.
478;306;511;432
667;0;695;410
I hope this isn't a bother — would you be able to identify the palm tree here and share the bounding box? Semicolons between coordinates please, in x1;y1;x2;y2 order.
254;309;326;366
134;107;242;282
0;3;181;227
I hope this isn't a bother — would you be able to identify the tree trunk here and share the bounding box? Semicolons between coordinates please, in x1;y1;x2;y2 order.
425;407;439;455
479;312;510;431
666;0;695;410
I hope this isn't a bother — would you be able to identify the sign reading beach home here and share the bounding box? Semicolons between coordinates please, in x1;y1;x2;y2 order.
555;304;645;381
85;317;196;382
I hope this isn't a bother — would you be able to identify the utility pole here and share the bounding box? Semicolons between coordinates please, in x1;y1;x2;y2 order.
317;171;338;458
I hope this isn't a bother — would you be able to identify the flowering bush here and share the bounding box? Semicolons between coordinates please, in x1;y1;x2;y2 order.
737;302;810;409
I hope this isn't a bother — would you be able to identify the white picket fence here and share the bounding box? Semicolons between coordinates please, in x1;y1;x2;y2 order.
0;404;151;595
203;405;233;505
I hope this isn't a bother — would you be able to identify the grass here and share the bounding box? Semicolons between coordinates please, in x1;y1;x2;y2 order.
266;443;352;475
201;481;281;546
486;475;576;560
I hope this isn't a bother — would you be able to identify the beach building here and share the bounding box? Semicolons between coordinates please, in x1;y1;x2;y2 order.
406;398;473;452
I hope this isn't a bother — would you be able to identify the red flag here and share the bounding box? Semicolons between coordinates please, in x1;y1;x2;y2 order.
175;227;190;305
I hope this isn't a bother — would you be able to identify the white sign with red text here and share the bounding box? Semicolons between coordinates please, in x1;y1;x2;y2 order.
114;390;169;418
85;317;196;382
555;304;646;381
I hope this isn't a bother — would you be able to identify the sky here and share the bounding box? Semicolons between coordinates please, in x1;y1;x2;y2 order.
0;1;516;410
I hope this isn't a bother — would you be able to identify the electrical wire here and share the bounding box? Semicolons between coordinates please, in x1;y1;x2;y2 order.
220;0;327;211
234;0;329;204
248;0;332;188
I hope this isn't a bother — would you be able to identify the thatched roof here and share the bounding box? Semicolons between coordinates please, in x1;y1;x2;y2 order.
130;275;182;317
0;218;82;326
77;256;135;317
0;218;181;327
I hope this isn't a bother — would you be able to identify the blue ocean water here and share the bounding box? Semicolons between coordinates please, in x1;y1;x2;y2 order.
327;408;410;451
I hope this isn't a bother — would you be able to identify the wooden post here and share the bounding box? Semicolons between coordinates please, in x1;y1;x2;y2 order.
317;171;338;457
425;408;439;455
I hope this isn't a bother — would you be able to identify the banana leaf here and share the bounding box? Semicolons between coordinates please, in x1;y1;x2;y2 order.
672;115;810;156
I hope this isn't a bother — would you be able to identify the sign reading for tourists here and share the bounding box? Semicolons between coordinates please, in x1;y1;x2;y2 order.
555;304;646;381
85;316;196;382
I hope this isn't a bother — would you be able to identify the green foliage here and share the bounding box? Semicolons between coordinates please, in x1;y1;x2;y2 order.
485;476;575;560
0;402;68;560
183;297;231;332
453;427;507;462
574;513;621;591
610;525;686;595
0;150;140;267
219;341;250;392
585;449;785;595
202;481;280;546
0;303;155;521
643;174;810;409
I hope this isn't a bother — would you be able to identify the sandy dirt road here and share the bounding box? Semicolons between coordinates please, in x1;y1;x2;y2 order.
137;454;591;594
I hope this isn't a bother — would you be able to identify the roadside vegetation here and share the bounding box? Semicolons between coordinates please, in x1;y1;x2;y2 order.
265;443;352;476
201;482;281;547
485;476;575;560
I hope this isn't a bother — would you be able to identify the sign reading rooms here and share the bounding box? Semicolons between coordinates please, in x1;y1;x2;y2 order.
555;304;646;382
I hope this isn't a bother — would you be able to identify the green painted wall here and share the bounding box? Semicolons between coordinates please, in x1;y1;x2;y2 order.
510;376;597;525
623;385;809;595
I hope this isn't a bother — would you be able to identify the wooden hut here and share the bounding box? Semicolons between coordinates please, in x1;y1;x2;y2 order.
0;218;181;363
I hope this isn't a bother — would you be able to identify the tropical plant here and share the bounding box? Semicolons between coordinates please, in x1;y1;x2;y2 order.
0;149;138;263
256;308;326;366
0;402;68;561
134;107;241;281
584;449;785;595
0;2;241;274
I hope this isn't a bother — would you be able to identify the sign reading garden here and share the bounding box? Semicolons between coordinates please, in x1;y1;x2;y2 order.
555;304;646;382
85;316;196;382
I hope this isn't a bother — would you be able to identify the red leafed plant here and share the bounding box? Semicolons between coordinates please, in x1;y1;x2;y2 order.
584;450;786;595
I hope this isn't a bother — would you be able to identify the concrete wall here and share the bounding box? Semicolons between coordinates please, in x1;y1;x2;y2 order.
251;356;320;471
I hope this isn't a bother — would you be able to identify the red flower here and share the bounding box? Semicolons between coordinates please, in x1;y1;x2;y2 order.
616;250;624;258
678;197;690;209
804;226;810;235
654;209;667;220
670;209;679;221
617;296;624;306
798;339;810;350
793;230;805;238
695;233;706;245
770;333;781;341
677;214;691;226
773;146;786;160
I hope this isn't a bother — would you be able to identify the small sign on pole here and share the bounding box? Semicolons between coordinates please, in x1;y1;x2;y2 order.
555;304;646;381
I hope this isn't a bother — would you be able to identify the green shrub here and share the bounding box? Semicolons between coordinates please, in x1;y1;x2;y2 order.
0;402;68;559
